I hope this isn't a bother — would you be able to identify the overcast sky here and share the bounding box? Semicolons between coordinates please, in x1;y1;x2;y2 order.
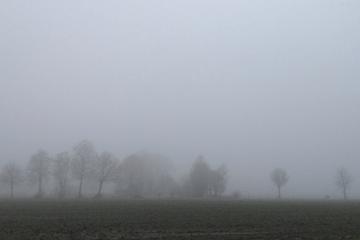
1;0;360;198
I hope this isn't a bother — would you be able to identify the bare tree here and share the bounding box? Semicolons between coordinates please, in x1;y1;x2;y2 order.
209;164;228;198
52;151;71;198
270;168;288;199
71;140;97;198
27;149;51;198
93;151;119;198
0;161;24;198
335;167;353;200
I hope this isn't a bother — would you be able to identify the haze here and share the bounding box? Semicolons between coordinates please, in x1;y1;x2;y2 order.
1;1;359;199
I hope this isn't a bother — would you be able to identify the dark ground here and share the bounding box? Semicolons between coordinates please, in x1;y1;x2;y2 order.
0;198;359;239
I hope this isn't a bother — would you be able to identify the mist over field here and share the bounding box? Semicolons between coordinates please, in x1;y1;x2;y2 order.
1;1;359;199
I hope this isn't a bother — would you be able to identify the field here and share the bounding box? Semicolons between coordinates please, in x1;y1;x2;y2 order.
0;199;359;239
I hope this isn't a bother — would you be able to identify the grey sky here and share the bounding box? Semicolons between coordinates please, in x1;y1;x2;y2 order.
1;0;360;198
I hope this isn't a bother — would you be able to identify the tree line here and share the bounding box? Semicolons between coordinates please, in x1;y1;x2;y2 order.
0;140;229;199
2;140;353;200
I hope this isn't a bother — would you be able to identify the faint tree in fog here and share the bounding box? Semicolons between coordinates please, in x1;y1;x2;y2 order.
270;168;288;199
178;174;192;197
27;149;51;198
151;153;174;180
159;175;178;197
71;140;97;198
140;151;174;195
334;167;353;200
115;151;176;197
93;151;119;198
0;161;24;198
115;154;147;197
231;190;241;199
209;164;228;197
189;156;210;197
188;157;229;198
52;151;70;198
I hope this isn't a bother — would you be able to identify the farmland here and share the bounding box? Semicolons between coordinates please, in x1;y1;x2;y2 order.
0;199;359;239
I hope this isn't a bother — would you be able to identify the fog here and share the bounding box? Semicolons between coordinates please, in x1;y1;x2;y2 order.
1;1;359;199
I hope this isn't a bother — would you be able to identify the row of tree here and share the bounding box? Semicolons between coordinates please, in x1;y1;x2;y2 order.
2;140;120;198
2;141;353;200
0;140;229;199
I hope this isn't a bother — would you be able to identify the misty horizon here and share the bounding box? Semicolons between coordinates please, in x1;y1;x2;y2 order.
1;1;360;199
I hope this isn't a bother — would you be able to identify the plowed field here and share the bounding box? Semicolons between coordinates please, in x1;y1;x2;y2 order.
0;199;359;239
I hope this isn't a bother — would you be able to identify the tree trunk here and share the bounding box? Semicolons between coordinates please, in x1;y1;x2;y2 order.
94;181;104;198
78;178;83;198
278;186;281;199
98;181;103;195
343;188;347;200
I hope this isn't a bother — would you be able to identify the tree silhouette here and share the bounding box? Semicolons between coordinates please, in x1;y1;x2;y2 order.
270;168;288;199
27;149;51;198
0;161;24;198
189;156;210;197
52;151;70;198
93;151;119;198
116;154;147;197
334;167;353;200
209;164;228;197
71;140;97;198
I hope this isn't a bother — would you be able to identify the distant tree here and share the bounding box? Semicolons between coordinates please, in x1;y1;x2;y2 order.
116;154;147;197
71;140;97;198
189;156;211;197
93;151;119;198
209;164;228;198
27;149;51;198
178;174;192;197
159;175;178;197
0;161;24;198
52;151;71;198
334;167;353;200
270;168;288;199
115;151;175;197
231;190;241;199
142;152;174;195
